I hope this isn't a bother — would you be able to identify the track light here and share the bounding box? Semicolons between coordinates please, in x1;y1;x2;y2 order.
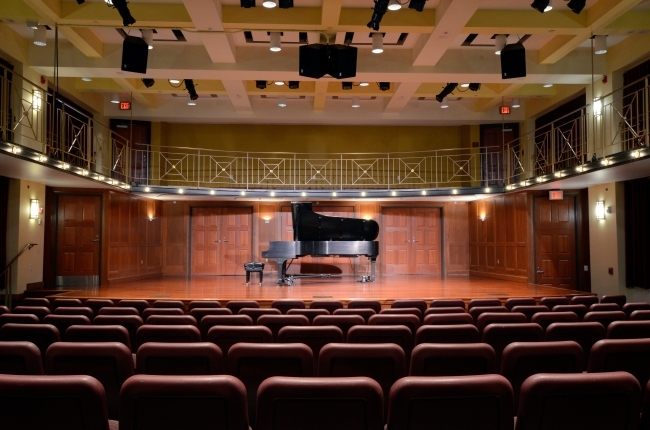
367;0;390;31
111;93;120;104
142;29;153;49
33;26;46;46
567;0;586;14
262;0;276;8
240;0;255;7
495;34;507;55
468;83;481;91
372;33;384;54
531;0;551;13
279;0;293;7
352;97;360;108
269;32;281;52
288;81;299;89
142;79;155;88
594;35;607;55
185;79;198;100
512;98;521;108
408;0;426;11
436;83;458;102
278;96;287;107
342;82;353;90
76;0;85;3
388;1;401;11
107;0;136;26
379;82;390;91
26;21;39;30
256;80;267;90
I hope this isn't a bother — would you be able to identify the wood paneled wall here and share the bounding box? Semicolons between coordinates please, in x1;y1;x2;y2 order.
469;193;529;283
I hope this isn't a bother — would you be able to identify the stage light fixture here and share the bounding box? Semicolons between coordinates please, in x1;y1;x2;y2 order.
278;96;287;107
367;0;390;31
388;1;401;11
279;0;293;7
142;78;155;88
342;82;353;90
352;97;360;108
379;82;390;91
372;33;384;54
256;81;267;89
512;98;521;108
495;34;507;55
288;81;299;89
567;0;585;14
142;29;153;49
594;35;607;55
269;32;282;52
468;83;481;91
185;79;199;100
531;0;551;13
76;0;85;4
33;26;46;46
240;0;255;7
107;0;136;26
111;93;120;104
435;83;458;102
408;0;426;12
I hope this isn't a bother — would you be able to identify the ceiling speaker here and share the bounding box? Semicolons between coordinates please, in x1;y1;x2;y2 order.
121;35;149;74
500;43;526;79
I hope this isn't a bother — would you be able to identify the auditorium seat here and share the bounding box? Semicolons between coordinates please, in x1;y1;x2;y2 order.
135;325;201;351
468;298;502;309
539;296;570;308
45;341;133;420
391;299;427;316
642;381;650;430
0;374;112;430
54;306;95;319
309;300;343;313
278;326;344;366
227;343;313;427
0;305;8;315
226;300;260;315
271;299;305;314
333;308;376;322
188;300;222;310
530;311;579;331
347;299;382;313
20;297;51;309
500;341;583;409
258;314;310;341
505;297;536;310
601;294;627;307
256;376;384;430
482;323;544;364
469;306;509;323
93;315;144;351
52;298;83;309
631;310;650;321
238;307;281;324
206;325;273;356
623;302;650;317
136;342;224;375
430;299;466;309
476;312;527;335
318;343;405;416
369;314;420;334
141;308;184;321
0;323;60;358
545;322;606;370
83;299;115;316
152;300;185;309
424;306;467;315
380;307;423;320
515;372;641;430
312;314;365;340
414;324;480;345
65;325;131;351
588;338;650;388
510;305;550;322
146;314;198;326
570;295;599;307
200;315;254;340
347;325;414;363
190;307;233;324
423;312;474;326
99;306;140;316
0;341;44;375
0;313;40;328
286;308;330;323
607;320;650;339
43;314;91;336
409;343;496;376
119;374;249;430
553;304;589;320
386;375;514;430
12;305;51;321
117;299;150;315
590;303;621;312
583;311;627;329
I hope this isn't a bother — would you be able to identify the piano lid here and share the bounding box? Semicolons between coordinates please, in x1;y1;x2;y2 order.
291;202;379;242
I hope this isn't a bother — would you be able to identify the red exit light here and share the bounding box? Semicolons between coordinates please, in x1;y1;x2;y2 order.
500;106;511;115
120;101;131;110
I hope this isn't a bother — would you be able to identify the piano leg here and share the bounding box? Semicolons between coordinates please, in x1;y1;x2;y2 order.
273;259;288;285
369;257;376;282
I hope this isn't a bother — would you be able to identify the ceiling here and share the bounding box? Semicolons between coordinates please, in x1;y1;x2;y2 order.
1;0;650;126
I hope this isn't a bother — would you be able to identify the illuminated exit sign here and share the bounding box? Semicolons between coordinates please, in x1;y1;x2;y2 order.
549;190;564;200
120;101;131;110
500;106;511;115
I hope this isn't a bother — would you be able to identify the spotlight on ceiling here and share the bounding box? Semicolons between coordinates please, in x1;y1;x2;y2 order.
256;80;267;90
388;1;401;11
495;34;507;55
279;0;293;7
185;79;198;100
468;83;481;91
594;35;607;55
408;0;427;12
111;93;120;104
269;32;282;52
367;0;390;31
567;0;586;14
436;83;458;102
169;79;181;84
342;82;353;90
240;0;255;7
107;0;136;26
371;33;384;54
278;96;287;107
352;97;361;108
288;81;299;89
379;82;390;91
76;0;85;3
26;21;39;30
262;0;277;8
141;29;153;49
142;78;155;88
33;25;46;46
512;98;521;108
530;0;551;13
359;82;369;87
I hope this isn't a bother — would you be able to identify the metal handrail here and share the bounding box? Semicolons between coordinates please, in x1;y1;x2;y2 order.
0;243;37;279
1;243;37;310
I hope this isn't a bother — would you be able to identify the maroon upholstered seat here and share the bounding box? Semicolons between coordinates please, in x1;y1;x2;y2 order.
278;326;344;365
152;300;185;309
65;325;131;350
135;325;201;351
590;303;621;312
430;299;466;309
0;374;111;430
468;298;502;309
146;315;197;327
553;304;589;320
238;307;281;324
515;372;641;430
410;343;496;376
423;312;474;325
226;300;260;314
312;314;364;340
93;315;144;351
469;306;509;323
482;323;544;364
380;307;423;320
136;342;224;375
631;310;650;321
601;294;627;307
12;305;51;321
511;305;550;322
54;306;94;319
505;297;536;310
588;338;650;388
424;306;467;315
271;299;305;314
0;341;44;375
45;341;133;420
476;312;527;334
286;308;330;322
20;297;51;309
545;322;606;370
531;311;578;330
0;323;60;358
415;324;480;345
119;374;249;430
570;295;599;307
369;314;420;334
256;376;384;430
333;308;376;322
52;298;83;309
188;300;222;310
0;305;9;315
257;314;310;341
642;380;650;430
583;311;627;329
117;299;150;315
500;340;583;409
206;325;273;356
200;315;253;340
309;300;344;313
0;313;40;328
141;308;184;321
391;299;427;316
83;299;115;316
99;307;140;316
540;296;570;308
386;375;514;430
347;299;382;313
623;302;650;317
607;320;650;339
227;343;313;427
190;307;232;324
347;325;414;363
43;314;91;336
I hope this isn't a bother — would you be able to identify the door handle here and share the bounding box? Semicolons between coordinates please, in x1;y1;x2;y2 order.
91;239;100;242
222;239;229;242
536;267;544;274
405;240;411;243
412;240;418;243
215;240;221;243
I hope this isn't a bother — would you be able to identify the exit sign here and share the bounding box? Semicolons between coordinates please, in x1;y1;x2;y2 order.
500;106;511;114
119;101;131;110
549;190;564;200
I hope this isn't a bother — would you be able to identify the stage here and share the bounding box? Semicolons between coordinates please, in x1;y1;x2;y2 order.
48;275;586;308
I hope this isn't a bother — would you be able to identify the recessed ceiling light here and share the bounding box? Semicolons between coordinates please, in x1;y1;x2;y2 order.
543;84;553;88
81;77;92;82
188;101;196;106
421;190;427;195
391;191;397;196
332;192;337;197
460;83;470;88
169;79;181;84
441;104;449;108
387;1;401;10
361;191;366;196
144;187;150;192
359;82;369;87
301;192;306;197
210;190;215;195
262;0;277;8
241;191;246;196
274;81;284;86
178;189;184;194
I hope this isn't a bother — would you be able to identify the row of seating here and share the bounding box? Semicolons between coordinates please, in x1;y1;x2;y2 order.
1;371;647;430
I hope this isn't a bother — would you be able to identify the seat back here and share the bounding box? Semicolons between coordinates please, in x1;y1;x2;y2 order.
601;294;627;307
623;302;650;317
481;323;544;364
136;342;224;375
423;312;474;325
607;320;650;339
476;312;527;334
424;306;467;315
313;315;364;340
430;299;466;309
226;300;260;314
380;308;423;320
553;304;589;320
20;297;51;309
415;324;480;345
207;325;273;356
257;315;310;341
468;298;502;309
0;374;110;430
347;325;414;363
0;313;41;328
369;314;420;334
12;305;51;321
469;306;509;323
142;308;184;321
83;299;115;316
531;311;578;331
333;308;376;322
256;376;384;430
286;308;330;322
386;374;514;430
152;300;185;309
545;322;606;370
391;299;427;315
43;314;91;336
0;323;60;358
278;326;343;366
590;303;621;312
135;325;201;351
583;311;627;329
238;307;282;324
99;306;140;316
190;307;233;324
505;298;536;310
347;299;382;313
588;338;650;387
45;341;134;420
511;305;550;322
146;315;198;326
516;372;641;430
271;299;305;314
309;300;344;313
0;341;44;375
188;300;222;310
117;299;150;315
54;306;95;319
65;325;131;350
199;315;253;339
119;374;249;430
227;343;313;427
93;315;144;351
52;298;83;309
410;343;496;376
631;310;650;321
540;296;569;308
570;295;599;307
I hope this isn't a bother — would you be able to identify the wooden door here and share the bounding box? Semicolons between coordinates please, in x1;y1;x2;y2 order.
412;208;442;275
191;208;220;275
383;208;411;275
220;207;252;275
534;197;576;288
56;195;101;286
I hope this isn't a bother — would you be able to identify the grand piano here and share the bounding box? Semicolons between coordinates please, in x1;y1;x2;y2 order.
262;202;380;285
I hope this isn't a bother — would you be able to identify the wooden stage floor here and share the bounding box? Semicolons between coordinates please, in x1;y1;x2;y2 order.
51;275;585;307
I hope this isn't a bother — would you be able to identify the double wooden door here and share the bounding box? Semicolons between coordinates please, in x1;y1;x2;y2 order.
534;197;576;288
382;207;441;275
191;207;252;275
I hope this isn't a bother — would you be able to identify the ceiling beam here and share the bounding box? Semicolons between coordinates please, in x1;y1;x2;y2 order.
222;80;252;112
471;83;525;113
321;0;342;29
384;82;421;114
182;0;236;63
59;2;194;28
313;81;328;112
114;78;158;109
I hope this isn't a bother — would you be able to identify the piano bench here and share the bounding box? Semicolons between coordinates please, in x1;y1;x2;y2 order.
244;262;265;285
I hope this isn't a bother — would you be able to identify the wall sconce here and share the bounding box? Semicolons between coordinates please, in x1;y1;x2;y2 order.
479;213;486;222
596;200;605;220
148;215;155;221
262;216;271;224
30;199;40;219
33;89;42;111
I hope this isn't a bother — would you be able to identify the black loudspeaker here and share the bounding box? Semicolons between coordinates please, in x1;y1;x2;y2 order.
299;44;357;80
121;35;149;74
500;43;526;79
299;44;328;79
327;44;357;79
